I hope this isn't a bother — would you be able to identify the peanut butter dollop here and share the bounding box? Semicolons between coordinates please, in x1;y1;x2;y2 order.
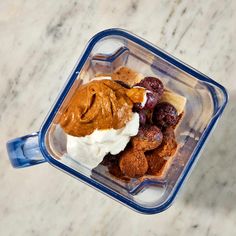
59;79;145;137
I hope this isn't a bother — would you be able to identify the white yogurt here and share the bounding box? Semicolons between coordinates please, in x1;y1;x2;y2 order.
133;86;148;108
66;113;139;168
141;90;147;107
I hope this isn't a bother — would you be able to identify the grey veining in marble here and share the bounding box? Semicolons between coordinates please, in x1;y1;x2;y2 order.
0;0;236;235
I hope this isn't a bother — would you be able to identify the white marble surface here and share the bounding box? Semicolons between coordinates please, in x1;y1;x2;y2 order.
0;0;236;235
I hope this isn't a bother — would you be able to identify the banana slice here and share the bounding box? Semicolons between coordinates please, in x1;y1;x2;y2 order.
161;90;186;114
111;66;144;86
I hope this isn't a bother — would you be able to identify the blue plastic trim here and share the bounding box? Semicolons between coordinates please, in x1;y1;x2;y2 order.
7;132;46;168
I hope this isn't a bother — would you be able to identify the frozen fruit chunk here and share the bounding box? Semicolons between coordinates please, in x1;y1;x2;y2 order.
146;150;167;175
132;125;163;151
119;148;148;178
134;77;164;110
156;127;177;159
137;110;147;126
134;91;159;110
161;90;186;115
135;77;164;96
146;127;177;175
153;102;178;128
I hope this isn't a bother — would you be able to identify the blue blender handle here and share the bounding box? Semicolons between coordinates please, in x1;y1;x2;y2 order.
6;132;46;168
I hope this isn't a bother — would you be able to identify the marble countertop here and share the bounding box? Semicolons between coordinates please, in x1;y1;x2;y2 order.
0;0;236;235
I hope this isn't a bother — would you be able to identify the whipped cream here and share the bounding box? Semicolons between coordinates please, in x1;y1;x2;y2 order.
66;113;139;168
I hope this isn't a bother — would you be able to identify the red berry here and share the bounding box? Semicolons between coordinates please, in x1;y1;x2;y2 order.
135;77;164;97
145;91;159;109
138;110;147;125
153;102;178;128
134;91;159;110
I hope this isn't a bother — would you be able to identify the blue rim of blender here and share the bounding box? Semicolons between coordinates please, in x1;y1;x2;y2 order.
39;28;228;214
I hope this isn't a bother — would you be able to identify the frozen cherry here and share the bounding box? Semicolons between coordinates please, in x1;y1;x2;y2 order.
134;91;158;110
153;102;178;128
135;77;164;97
146;150;167;175
145;91;159;110
134;77;164;110
138;110;147;125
